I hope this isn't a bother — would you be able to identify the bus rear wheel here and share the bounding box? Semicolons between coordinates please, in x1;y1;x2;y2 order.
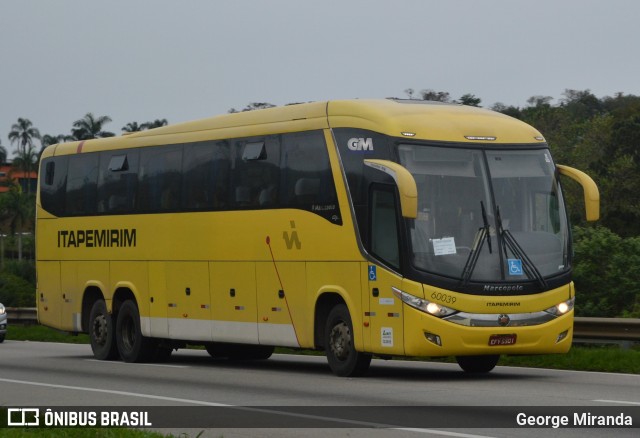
324;304;371;377
116;300;157;363
88;300;118;360
456;355;500;373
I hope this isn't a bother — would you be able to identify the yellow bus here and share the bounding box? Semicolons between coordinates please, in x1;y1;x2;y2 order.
36;99;599;376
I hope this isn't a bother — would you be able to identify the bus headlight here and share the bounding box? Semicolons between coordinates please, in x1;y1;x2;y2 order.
392;287;458;317
544;297;575;316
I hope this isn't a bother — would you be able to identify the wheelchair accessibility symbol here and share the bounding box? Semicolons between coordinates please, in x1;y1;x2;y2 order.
368;265;377;281
508;259;523;276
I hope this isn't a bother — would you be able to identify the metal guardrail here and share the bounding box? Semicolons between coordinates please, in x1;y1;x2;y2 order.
573;317;640;343
5;307;640;344
7;307;38;325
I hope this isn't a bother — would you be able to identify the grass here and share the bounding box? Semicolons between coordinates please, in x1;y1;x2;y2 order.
6;323;639;374
0;427;169;438
7;324;90;343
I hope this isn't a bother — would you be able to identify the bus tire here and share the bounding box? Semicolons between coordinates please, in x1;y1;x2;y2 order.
324;304;371;377
116;300;156;363
88;300;118;360
456;355;500;373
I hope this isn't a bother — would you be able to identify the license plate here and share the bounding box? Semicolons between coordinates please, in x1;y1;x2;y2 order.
488;334;517;346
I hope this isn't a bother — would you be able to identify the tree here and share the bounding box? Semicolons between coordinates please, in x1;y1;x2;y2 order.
141;119;168;129
419;90;451;102
458;93;482;107
0;142;7;163
12;143;39;194
41;134;71;148
404;88;416;99
71;113;115;140
122;122;144;133
228;103;276;113
8;118;40;156
0;185;34;261
123;119;168;132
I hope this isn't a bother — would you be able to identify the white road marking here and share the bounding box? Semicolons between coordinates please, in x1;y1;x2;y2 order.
0;377;500;436
84;359;189;368
593;399;640;406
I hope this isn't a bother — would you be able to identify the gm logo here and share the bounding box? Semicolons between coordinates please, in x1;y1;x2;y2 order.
347;137;374;152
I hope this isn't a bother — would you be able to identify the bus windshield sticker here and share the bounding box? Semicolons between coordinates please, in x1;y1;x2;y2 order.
432;237;456;256
508;259;524;276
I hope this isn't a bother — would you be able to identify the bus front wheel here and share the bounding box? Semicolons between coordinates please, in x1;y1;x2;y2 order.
324;304;371;377
116;300;157;363
88;300;118;360
456;355;500;373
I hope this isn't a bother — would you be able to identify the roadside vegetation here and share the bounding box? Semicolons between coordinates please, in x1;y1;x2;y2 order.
0;425;171;438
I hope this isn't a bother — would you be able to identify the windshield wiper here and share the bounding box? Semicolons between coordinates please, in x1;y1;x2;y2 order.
496;206;548;290
460;201;492;286
481;201;492;254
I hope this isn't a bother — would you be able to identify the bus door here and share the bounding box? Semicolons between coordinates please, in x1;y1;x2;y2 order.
367;185;405;355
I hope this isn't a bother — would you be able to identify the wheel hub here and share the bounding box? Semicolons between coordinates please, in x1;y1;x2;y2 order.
329;321;351;361
92;315;108;346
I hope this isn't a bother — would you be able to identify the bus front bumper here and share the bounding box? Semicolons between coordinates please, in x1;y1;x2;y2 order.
403;305;574;357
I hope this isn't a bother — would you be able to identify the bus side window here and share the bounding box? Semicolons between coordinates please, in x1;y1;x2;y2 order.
370;186;400;269
183;140;231;211
281;131;341;224
138;146;182;212
233;136;280;209
97;151;139;214
66;153;99;216
40;156;68;217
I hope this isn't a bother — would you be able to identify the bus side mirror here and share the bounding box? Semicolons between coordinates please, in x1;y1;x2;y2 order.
364;159;418;219
557;164;600;222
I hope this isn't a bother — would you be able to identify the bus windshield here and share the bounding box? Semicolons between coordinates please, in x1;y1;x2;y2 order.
398;145;569;284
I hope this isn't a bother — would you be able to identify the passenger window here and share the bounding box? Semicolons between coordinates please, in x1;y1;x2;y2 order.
183;141;231;210
281;131;341;224
138;146;182;212
41;156;69;216
97;150;139;214
66;153;99;216
233;136;280;209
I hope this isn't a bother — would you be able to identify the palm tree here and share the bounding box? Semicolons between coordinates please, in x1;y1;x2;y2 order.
39;134;72;161
41;134;72;148
0;184;34;261
71;113;115;140
141;119;168;129
8;118;41;156
12;143;39;194
0;142;7;163
122;122;144;133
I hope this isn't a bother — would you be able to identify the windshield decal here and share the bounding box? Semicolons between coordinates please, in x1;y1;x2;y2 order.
508;259;524;276
432;237;456;256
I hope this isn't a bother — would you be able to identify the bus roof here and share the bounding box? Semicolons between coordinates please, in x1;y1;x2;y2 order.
326;99;545;144
46;99;544;158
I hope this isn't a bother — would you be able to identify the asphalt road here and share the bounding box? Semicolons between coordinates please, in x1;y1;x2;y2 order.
0;340;638;437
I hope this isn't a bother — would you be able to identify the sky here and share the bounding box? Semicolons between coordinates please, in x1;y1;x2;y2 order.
1;0;639;154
